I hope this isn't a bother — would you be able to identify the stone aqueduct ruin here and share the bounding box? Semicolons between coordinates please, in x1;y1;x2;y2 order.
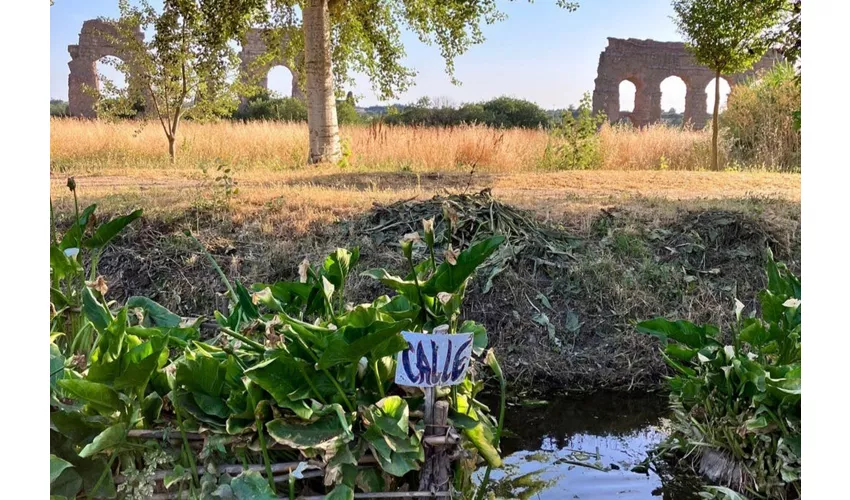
68;22;779;125
67;19;303;118
592;38;779;128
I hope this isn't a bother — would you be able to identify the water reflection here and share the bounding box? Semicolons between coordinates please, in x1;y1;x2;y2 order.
476;392;676;499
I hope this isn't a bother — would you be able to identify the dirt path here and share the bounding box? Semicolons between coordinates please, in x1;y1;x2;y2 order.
51;170;800;201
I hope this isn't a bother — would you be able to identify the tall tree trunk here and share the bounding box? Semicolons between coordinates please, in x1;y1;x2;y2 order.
303;0;341;164
168;135;176;163
711;70;720;171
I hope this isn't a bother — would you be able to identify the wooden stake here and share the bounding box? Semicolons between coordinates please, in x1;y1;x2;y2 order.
419;399;451;493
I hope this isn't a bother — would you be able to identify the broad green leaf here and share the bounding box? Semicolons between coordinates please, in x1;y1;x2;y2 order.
142;392;163;425
176;354;225;397
449;409;480;430
464;422;502;468
370;396;409;438
325;484;354;500
460;320;488;356
266;412;350;450
50;455;74;484
50;467;82;498
51;411;107;443
377;294;421;320
235;281;260;321
422;235;505;294
163;464;187;489
172;389;227;429
82;209;142;249
317;321;410;370
50;245;83;280
82;287;112;332
75;456;117;498
244;355;326;417
194;392;231;418
126;296;181;327
59;204;97;250
230;470;276;500
114;341;163;391
739;320;771;347
636;318;720;349
79;424;126;458
57;379;122;413
323;247;360;289
361;268;421;299
50;343;65;391
665;343;699;362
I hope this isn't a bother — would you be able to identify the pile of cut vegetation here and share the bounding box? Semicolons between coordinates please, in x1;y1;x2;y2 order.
349;189;579;292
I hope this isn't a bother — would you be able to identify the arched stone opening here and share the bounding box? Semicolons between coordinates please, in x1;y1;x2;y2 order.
705;77;732;115
616;79;638;125
618;80;636;113
659;75;686;126
265;65;297;98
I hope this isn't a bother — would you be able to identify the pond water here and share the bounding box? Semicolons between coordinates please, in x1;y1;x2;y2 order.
475;392;689;499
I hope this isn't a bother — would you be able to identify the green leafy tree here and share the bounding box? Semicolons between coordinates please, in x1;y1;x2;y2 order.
542;92;606;170
481;96;550;128
672;0;785;170
97;0;254;162
241;0;579;164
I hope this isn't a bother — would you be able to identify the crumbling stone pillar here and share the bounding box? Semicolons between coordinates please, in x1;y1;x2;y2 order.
67;55;98;118
67;19;146;118
684;79;710;129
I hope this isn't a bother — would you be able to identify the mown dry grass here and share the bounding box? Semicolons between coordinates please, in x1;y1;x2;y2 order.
50;169;799;235
53;118;740;173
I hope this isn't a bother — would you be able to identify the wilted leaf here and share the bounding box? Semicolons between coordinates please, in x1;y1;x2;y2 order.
126;296;181;327
266;411;351;450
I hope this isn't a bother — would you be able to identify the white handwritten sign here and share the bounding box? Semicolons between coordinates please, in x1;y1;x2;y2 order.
394;332;473;387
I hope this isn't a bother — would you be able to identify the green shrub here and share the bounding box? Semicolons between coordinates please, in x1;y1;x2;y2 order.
638;249;800;499
721;62;801;172
540;92;606;170
50;99;69;117
235;91;308;121
381;96;549;128
336;100;364;125
481;96;551;128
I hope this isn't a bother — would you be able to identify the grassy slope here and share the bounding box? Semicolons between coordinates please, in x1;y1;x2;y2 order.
51;170;800;393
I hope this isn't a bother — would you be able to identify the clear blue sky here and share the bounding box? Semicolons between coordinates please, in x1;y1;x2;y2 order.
51;0;727;111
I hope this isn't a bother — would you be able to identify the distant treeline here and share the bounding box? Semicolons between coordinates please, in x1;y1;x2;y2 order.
235;94;591;129
51;94;686;129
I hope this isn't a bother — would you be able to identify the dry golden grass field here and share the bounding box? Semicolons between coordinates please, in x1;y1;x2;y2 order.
51;118;799;232
53;118;730;172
